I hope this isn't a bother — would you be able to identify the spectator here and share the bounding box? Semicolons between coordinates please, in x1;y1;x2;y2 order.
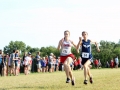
36;52;41;72
115;56;119;68
59;62;64;71
17;57;21;75
45;55;48;72
41;57;46;73
110;58;114;69
11;50;18;76
23;52;32;75
23;52;27;62
0;50;3;76
74;58;78;70
6;53;9;76
77;57;82;70
106;61;110;68
2;54;7;76
94;59;99;69
28;55;33;74
52;55;56;72
98;59;102;68
55;57;60;71
48;53;54;73
20;52;27;73
8;54;13;76
14;50;20;76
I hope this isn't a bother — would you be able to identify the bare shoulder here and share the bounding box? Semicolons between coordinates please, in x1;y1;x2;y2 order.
70;40;76;45
61;38;64;42
59;39;61;43
69;40;73;43
59;39;64;44
88;39;91;42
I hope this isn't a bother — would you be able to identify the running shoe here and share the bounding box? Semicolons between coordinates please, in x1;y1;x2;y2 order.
84;80;88;85
71;77;75;86
66;78;70;83
90;77;93;84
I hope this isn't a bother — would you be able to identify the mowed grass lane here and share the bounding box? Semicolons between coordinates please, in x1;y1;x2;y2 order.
0;68;120;90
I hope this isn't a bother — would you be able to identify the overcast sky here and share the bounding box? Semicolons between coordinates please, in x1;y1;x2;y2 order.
0;0;120;49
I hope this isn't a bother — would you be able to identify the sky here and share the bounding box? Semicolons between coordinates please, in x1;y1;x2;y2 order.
0;0;120;49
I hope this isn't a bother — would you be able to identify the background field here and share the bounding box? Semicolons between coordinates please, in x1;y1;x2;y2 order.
0;68;120;90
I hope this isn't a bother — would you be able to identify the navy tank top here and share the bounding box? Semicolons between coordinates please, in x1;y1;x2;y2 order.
81;39;92;59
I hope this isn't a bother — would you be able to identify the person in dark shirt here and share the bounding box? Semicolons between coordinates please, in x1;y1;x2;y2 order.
77;31;100;85
36;52;41;72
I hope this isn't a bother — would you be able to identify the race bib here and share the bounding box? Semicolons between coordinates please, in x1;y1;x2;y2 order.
82;52;89;58
62;49;69;54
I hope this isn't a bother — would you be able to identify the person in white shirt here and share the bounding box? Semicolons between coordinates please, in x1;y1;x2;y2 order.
115;56;119;68
48;53;54;73
57;30;77;86
23;52;32;75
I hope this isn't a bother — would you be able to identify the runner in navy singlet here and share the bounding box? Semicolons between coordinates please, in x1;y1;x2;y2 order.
77;31;100;85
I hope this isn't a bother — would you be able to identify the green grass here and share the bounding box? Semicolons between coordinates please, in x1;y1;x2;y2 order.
0;68;120;90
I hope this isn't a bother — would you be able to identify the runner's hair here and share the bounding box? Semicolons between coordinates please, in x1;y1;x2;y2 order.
82;31;88;35
64;30;70;35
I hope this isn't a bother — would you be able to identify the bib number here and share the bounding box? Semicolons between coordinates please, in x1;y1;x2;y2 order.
82;52;89;58
62;49;68;54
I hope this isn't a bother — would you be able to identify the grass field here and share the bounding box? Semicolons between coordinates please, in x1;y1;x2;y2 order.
0;68;120;90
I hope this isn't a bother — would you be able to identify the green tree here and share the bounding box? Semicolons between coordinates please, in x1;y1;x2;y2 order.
26;45;32;52
4;41;26;55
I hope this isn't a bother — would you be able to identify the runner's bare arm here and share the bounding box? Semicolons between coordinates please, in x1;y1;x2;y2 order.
71;41;78;54
57;40;62;50
77;37;82;53
57;38;64;50
71;41;77;48
90;40;100;52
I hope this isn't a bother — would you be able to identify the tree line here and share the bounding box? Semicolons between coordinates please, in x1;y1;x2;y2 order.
3;40;120;66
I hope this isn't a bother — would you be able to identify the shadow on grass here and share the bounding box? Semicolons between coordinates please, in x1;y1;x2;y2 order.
15;86;46;89
0;85;83;90
14;85;70;90
0;88;9;90
0;86;46;90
